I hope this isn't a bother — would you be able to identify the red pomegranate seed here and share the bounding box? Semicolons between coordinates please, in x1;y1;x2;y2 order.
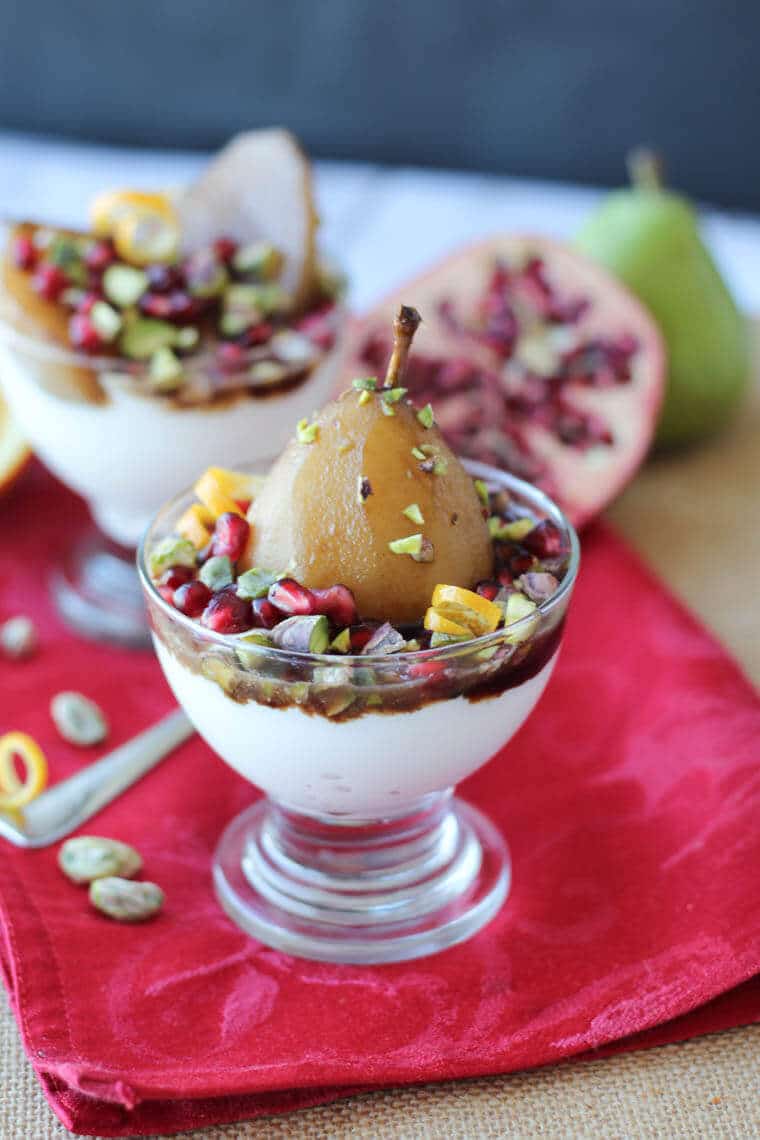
217;342;248;372
147;264;184;293
68;313;104;353
139;292;174;320
296;307;335;351
33;263;69;301
85;240;116;273
211;512;249;561
348;623;378;652
311;584;358;627
213;236;238;263
507;551;535;576
268;578;316;616
497;569;515;588
251;597;280;629
168;291;201;323
201;589;253;633
173;580;211;617
159;565;194;593
238;321;273;347
475;580;500;601
523;520;565;558
12;235;37;271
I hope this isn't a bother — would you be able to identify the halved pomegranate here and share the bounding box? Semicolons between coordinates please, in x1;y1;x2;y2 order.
343;237;665;528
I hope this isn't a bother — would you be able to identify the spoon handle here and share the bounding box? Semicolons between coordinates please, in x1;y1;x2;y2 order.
6;709;194;848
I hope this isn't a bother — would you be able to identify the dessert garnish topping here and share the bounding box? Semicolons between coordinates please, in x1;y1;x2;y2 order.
90;877;164;923
50;691;109;747
59;837;142;885
402;502;424;525
296;417;319;444
417;403;435;428
0;732;48;811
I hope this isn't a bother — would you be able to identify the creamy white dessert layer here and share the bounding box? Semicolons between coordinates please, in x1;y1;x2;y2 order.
0;341;341;546
155;637;558;818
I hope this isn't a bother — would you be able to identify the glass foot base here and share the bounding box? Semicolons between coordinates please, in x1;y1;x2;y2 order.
51;532;149;647
213;794;510;964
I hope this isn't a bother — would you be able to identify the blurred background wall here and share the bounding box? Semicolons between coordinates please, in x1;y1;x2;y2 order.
0;0;758;209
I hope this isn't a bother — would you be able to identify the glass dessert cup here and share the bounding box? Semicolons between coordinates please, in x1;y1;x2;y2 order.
139;462;579;963
0;302;344;646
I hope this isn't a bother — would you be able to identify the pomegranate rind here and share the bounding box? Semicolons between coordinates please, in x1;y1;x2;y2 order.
178;129;318;309
342;236;666;528
0;393;31;496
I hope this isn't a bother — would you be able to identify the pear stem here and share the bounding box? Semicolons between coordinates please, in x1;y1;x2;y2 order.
385;305;422;388
627;148;665;191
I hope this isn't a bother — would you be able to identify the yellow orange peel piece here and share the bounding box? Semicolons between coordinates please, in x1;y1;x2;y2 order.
0;732;48;810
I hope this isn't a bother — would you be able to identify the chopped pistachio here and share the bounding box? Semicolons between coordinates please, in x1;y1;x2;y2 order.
412;536;435;562
296;417;319;444
488;516;536;542
237;567;281;600
474;479;490;508
430;631;469;648
382;386;407;404
419;453;448;476
358;389;372;406
357;475;373;503
199;555;234;591
149;346;183;392
411;446;426;461
504;593;539;645
416;403;435;429
352;377;378;391
380;399;395;416
148;536;196;578
330;628;352;654
388;533;424;557
419;443;436;455
403;502;424;525
404;639;421;651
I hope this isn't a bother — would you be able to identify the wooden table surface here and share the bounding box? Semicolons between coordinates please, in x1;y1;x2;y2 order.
0;138;758;1138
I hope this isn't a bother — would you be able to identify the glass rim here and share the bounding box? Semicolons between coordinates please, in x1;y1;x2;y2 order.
137;458;581;667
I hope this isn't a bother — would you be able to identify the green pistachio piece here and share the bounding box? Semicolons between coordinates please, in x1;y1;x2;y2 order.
59;836;142;884
416;403;435;428
296;417;319;444
149;347;183;392
358;389;373;406
232;241;283;280
488;516;536;542
382;386;407;403
474;479;490;508
380;400;395;416
199;555;234;591
388;533;423;556
429;631;470;648
271;614;329;654
235;630;271;669
402;502;424;525
89;877;164;923
411;446;426;460
148;535;196;578
352;377;378;391
330;628;352;654
201;655;238;694
103;264;149;308
89;301;122;343
504;593;539;645
236;567;281;599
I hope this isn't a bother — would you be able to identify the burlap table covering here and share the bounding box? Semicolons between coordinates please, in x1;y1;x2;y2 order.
1;331;757;1139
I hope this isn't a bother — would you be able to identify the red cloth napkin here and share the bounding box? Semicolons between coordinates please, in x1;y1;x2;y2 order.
1;463;759;1137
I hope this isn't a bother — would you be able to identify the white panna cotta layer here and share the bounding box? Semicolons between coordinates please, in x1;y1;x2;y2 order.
155;637;558;818
0;342;340;547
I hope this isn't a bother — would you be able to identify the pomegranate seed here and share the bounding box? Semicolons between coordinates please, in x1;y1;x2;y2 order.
348;623;378;652
407;658;449;683
296;308;335;351
238;321;273;347
146;264;184;293
475;580;500;601
77;291;102;315
523;520;565;559
33;263;69;301
268;578;316;616
139;292;174;320
168;291;201;323
12;235;37;271
173;580;211;617
201;589;253;633
213;236;238;264
217;342;248;372
68;313;104;353
251;597;280;629
497;569;515;588
507;551;535;576
159;565;194;594
85;241;116;273
211;512;249;561
311;584;358;627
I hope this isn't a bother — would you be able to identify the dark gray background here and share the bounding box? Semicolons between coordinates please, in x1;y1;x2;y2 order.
1;0;758;209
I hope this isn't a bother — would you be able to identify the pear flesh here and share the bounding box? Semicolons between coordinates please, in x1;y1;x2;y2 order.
244;390;493;625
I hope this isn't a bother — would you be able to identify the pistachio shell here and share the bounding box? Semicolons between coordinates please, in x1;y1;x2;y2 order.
50;691;108;747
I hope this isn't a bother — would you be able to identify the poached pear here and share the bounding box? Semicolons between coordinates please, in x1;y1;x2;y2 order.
577;150;749;448
243;307;493;624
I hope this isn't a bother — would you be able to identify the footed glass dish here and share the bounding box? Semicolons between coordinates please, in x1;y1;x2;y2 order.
139;461;579;963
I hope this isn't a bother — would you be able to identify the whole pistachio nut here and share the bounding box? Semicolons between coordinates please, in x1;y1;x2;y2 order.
50;691;109;747
0;615;38;660
89;877;164;922
58;836;143;885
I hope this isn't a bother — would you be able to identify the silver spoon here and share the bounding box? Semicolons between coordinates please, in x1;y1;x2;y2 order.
0;709;194;848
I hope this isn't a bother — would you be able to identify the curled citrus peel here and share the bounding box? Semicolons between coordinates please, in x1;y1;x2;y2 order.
89;189;180;265
0;732;48;810
425;584;503;639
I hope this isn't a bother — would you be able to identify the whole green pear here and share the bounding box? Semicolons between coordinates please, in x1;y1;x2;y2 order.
577;152;749;447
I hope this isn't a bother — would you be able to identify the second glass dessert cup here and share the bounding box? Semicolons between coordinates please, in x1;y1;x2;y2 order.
139;462;579;963
0;302;343;646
